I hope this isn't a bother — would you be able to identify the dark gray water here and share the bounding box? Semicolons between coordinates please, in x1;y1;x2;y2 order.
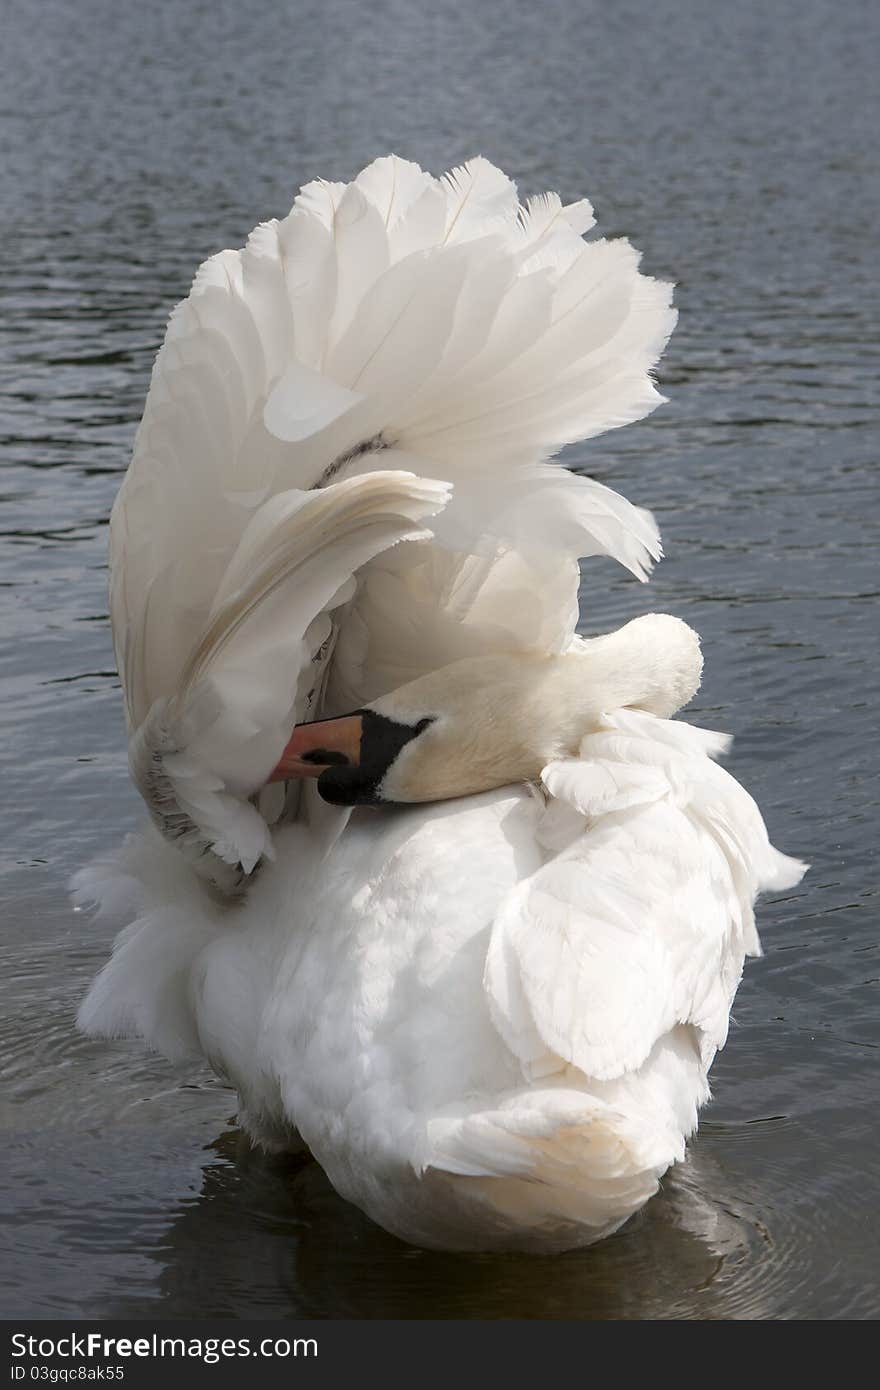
2;0;877;1320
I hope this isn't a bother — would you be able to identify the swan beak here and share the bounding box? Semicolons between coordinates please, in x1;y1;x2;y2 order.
268;715;363;782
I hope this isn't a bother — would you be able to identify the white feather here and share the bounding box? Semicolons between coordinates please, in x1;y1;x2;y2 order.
441;156;520;243
486;710;807;1084
127;470;450;878
79;156;805;1252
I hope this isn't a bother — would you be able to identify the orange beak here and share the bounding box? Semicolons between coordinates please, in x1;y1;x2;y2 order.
268;714;363;783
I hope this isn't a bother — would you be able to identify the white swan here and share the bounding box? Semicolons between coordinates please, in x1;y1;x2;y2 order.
76;156;805;1252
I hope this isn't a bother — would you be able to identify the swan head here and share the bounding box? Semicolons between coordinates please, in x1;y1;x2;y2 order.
270;614;702;807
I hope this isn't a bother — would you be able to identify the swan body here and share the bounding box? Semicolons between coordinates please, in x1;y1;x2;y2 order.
77;157;804;1250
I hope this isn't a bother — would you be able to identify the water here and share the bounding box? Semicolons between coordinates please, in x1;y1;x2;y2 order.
1;0;877;1320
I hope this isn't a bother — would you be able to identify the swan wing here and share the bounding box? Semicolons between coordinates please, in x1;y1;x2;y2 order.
112;157;671;711
127;469;449;881
110;156;675;874
485;709;807;1080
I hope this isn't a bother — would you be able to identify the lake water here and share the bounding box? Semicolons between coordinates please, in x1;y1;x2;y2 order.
2;0;877;1320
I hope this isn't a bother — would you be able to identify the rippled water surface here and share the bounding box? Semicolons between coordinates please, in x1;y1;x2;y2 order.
2;0;877;1320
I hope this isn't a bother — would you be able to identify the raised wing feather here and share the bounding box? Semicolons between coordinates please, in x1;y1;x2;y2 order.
113;156;672;719
129;470;449;882
111;155;678;878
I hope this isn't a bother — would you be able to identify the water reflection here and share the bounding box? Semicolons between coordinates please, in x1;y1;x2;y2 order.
107;1133;763;1321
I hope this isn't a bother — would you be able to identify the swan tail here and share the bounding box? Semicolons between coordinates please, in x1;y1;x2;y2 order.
418;1027;706;1249
127;470;450;886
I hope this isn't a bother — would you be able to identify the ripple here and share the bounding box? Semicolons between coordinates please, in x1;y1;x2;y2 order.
2;0;879;1322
